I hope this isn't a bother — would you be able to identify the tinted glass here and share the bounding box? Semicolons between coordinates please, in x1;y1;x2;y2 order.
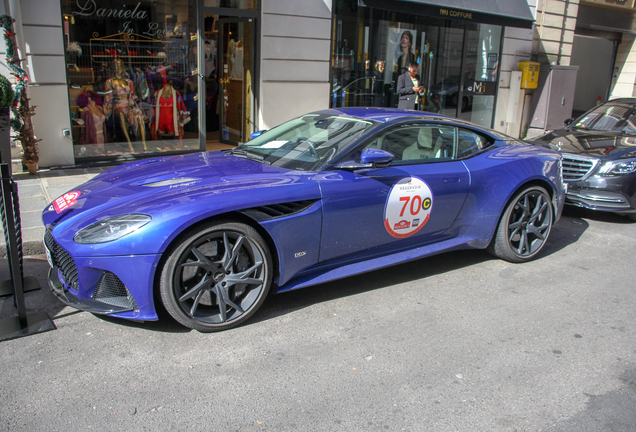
237;114;375;170
574;103;636;133
363;124;456;164
331;2;501;128
457;128;491;158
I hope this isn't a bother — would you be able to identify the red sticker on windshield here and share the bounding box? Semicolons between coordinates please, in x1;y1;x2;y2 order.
53;191;81;214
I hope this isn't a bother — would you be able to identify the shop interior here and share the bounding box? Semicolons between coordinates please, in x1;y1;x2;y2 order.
62;0;204;160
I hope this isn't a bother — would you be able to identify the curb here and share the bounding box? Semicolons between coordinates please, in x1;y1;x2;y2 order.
0;239;45;259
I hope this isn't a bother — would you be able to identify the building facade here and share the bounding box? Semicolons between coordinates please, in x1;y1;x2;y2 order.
0;0;635;170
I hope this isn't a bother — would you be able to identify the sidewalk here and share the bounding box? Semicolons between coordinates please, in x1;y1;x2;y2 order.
0;165;114;257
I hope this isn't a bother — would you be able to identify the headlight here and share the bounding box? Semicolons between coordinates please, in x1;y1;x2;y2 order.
74;214;151;244
598;160;636;176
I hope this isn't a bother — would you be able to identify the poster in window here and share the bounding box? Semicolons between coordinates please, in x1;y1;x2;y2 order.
387;28;418;80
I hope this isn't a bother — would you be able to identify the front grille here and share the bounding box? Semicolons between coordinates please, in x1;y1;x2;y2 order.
562;155;598;181
44;230;79;290
93;272;138;311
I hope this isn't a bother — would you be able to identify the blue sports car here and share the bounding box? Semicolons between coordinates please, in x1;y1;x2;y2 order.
43;108;565;332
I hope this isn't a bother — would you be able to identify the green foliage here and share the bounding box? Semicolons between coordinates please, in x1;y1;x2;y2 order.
0;74;14;107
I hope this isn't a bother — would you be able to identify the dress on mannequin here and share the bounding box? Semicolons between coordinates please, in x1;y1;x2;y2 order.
79;93;108;155
104;59;147;151
153;82;189;140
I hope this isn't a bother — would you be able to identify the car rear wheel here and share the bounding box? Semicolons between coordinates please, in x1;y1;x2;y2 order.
160;222;272;332
489;186;553;263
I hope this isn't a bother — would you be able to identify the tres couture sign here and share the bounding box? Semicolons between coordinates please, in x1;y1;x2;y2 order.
71;0;165;37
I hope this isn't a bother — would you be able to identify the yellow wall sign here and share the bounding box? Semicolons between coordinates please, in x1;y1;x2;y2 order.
439;8;474;20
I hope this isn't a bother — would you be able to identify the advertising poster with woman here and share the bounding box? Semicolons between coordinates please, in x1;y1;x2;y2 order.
387;28;417;80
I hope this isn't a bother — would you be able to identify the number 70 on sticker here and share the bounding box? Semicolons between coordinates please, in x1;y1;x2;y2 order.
384;177;434;238
399;195;432;216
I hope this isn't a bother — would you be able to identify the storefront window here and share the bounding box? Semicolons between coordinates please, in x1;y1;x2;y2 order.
61;0;199;159
458;23;501;126
331;2;502;128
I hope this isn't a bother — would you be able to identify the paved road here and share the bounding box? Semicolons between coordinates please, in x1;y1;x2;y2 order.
1;206;635;432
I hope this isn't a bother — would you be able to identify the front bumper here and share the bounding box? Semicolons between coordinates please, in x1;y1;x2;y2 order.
44;231;162;320
48;266;136;315
565;177;636;214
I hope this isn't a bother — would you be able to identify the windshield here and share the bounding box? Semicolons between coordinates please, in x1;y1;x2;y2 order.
573;103;636;133
229;114;375;171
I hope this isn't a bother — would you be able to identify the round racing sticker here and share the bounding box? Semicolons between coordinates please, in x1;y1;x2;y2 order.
384;177;433;238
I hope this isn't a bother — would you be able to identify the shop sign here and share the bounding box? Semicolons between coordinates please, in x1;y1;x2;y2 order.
464;81;496;96
72;1;148;20
71;1;166;38
439;8;474;20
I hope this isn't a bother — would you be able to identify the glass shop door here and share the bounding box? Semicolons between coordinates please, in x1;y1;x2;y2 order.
218;18;254;145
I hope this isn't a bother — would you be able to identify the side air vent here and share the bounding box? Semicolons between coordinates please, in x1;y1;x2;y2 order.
240;199;318;221
93;272;138;311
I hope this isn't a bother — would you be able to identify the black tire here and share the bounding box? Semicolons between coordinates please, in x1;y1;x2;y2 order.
488;186;553;263
627;213;636;222
160;222;272;332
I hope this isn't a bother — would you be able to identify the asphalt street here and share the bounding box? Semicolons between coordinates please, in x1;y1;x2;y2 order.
1;206;635;432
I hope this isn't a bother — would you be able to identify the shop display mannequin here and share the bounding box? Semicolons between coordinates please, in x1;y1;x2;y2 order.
372;60;386;106
78;91;107;155
104;59;146;151
153;81;189;140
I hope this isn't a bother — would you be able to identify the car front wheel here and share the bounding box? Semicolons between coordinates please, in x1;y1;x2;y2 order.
160;222;272;332
489;186;553;263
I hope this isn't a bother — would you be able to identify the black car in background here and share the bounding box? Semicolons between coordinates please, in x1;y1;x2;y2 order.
529;98;636;221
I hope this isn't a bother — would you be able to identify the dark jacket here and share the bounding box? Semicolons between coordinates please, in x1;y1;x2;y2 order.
397;72;420;110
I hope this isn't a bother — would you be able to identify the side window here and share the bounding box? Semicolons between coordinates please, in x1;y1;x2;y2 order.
361;124;457;164
401;125;456;163
456;129;492;158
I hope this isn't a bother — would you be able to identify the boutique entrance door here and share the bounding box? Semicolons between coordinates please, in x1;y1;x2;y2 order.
218;18;254;145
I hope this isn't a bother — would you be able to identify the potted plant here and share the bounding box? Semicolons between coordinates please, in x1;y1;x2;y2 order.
0;14;39;174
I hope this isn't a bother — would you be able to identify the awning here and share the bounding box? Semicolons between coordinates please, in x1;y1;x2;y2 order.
358;0;535;29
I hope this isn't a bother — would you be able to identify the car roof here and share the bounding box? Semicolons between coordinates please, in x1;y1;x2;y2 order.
604;98;636;105
309;107;512;142
313;107;453;123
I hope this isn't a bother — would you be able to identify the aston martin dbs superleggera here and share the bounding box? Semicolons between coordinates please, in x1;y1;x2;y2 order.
43;108;565;331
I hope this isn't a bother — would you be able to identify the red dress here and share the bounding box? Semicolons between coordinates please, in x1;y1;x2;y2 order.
153;87;188;138
157;94;175;134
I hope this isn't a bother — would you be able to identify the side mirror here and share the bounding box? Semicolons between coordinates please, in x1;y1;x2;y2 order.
361;148;393;168
334;148;394;170
250;130;267;140
563;118;574;126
